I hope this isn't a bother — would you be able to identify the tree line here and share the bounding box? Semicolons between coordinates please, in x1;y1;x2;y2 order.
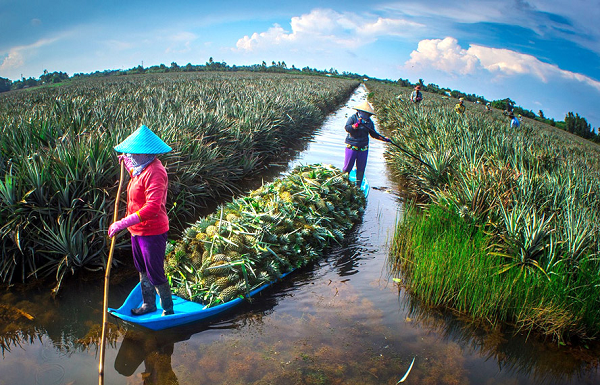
0;60;595;143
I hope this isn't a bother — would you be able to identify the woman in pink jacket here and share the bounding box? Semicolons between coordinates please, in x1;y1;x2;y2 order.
108;125;174;316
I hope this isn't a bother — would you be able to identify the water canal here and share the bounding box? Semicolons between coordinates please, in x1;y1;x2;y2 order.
1;85;599;384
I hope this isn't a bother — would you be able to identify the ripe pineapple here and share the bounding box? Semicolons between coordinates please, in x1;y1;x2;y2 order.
218;285;239;302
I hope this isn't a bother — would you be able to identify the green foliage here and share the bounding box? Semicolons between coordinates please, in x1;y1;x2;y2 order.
565;112;593;139
0;72;359;290
165;164;366;307
40;71;69;84
0;77;11;92
391;204;600;342
370;81;600;341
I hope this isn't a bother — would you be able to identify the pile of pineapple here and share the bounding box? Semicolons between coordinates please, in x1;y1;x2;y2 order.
164;164;366;307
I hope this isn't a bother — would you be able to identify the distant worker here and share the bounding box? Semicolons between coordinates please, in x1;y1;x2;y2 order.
410;85;423;104
509;113;520;128
455;98;465;115
343;100;391;188
485;102;491;111
505;99;514;115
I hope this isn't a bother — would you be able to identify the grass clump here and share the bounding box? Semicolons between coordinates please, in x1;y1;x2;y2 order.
392;204;600;342
0;72;359;291
369;81;600;341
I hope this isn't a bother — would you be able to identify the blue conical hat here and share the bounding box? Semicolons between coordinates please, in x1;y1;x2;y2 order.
114;125;172;154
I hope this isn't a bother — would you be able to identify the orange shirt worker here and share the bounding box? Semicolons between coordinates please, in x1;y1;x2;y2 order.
108;125;174;316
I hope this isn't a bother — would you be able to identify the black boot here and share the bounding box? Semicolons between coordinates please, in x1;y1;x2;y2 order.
156;283;174;316
131;273;157;316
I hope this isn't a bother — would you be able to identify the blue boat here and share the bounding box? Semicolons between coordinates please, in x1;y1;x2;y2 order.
109;170;368;330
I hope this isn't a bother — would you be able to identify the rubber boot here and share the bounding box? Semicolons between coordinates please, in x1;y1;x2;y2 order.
131;273;157;316
156;283;174;316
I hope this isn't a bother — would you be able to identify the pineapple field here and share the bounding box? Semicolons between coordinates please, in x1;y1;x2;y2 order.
368;81;600;341
0;72;359;291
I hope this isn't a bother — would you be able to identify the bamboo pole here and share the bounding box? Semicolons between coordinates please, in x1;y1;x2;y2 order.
99;161;125;385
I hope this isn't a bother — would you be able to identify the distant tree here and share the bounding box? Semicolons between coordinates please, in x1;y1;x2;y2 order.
491;98;515;111
426;83;440;93
0;77;11;92
565;112;593;139
397;78;411;87
538;110;545;119
170;62;179;69
40;71;69;84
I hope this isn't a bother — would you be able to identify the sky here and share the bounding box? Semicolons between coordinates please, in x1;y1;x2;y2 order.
1;0;599;127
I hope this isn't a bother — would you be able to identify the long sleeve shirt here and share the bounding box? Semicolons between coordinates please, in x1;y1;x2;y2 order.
126;158;169;236
344;113;386;149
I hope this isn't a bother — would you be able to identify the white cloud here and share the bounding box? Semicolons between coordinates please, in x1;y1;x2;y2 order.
380;1;600;55
0;37;59;73
406;37;479;75
235;8;422;52
165;31;197;54
406;37;600;92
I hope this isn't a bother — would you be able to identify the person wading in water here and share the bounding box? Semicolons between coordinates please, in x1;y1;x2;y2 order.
343;100;391;187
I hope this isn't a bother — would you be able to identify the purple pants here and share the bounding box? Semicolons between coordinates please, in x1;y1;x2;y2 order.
131;233;168;286
343;147;368;185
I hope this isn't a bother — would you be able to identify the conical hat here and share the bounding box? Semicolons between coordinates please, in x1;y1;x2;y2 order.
353;101;376;115
114;125;172;154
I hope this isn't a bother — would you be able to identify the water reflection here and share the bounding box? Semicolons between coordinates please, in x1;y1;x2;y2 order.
115;329;182;384
395;284;600;384
1;85;600;384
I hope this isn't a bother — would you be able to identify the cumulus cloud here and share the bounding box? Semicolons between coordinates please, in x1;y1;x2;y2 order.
0;37;59;73
406;37;600;92
235;8;422;52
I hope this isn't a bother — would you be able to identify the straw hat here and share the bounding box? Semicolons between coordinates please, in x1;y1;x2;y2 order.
353;101;376;115
114;125;172;154
414;85;421;90
459;97;464;102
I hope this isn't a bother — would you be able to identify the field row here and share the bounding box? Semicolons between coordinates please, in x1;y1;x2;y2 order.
0;72;359;291
369;82;600;341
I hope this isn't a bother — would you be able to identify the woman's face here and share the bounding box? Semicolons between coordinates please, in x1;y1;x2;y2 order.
358;110;372;120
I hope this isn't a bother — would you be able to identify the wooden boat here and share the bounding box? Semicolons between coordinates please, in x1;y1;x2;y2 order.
109;170;368;330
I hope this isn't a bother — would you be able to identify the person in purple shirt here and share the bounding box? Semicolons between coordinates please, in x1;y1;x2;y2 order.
343;101;391;187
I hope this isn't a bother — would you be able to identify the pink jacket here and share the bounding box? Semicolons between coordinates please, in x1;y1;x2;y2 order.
126;158;169;236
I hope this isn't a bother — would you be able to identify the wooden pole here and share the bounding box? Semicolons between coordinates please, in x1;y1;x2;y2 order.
99;161;125;385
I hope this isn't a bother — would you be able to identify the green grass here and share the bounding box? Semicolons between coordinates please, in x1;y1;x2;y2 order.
391;204;600;342
0;71;359;291
369;81;600;341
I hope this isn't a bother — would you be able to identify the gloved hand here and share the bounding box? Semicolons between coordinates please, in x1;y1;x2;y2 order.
118;154;134;171
352;122;359;129
108;213;141;238
385;137;392;143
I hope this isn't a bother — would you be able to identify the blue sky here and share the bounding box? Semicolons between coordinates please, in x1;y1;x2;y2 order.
1;0;599;127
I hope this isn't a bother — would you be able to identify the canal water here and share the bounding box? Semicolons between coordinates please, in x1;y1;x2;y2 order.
1;85;599;384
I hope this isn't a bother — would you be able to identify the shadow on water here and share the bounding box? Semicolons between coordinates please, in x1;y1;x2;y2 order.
1;84;600;384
